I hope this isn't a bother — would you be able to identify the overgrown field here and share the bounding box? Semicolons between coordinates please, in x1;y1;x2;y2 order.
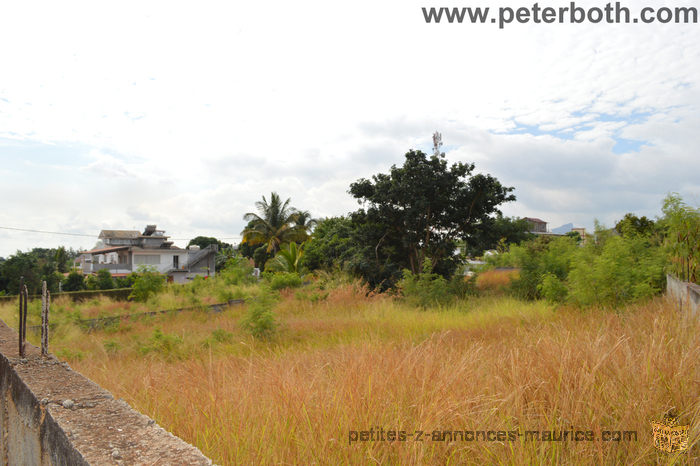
9;280;699;465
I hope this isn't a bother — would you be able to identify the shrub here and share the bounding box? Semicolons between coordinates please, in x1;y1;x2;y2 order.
96;268;116;290
567;234;666;307
493;236;579;300
212;328;233;343
447;272;478;300
265;272;303;291
662;193;700;284
129;266;165;302
115;272;139;289
537;272;568;303
103;339;122;353
240;294;279;340
219;255;257;286
265;243;307;275
399;258;452;308
62;271;86;292
139;328;183;357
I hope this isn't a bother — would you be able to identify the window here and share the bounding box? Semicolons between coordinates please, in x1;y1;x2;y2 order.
173;255;179;268
134;255;161;265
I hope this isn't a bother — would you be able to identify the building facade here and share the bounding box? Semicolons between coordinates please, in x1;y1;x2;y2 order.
79;225;217;283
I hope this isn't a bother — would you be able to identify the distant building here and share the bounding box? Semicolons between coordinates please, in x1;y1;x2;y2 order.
78;225;217;283
570;227;587;244
524;217;548;233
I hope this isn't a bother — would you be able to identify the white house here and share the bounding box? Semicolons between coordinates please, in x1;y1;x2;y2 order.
79;225;217;283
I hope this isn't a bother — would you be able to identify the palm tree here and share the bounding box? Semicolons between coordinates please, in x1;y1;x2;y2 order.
266;242;306;275
241;192;309;254
293;210;320;232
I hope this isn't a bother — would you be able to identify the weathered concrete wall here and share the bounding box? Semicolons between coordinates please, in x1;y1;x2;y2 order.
0;320;216;466
666;274;700;316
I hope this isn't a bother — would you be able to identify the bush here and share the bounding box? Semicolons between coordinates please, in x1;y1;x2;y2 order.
139;328;183;358
447;272;478;299
96;268;116;290
62;271;86;292
537;272;568;303
567;234;666;307
662;193;700;284
265;272;303;291
399;259;452;308
240;294;279;340
129;266;165;302
492;236;579;300
220;255;257;286
115;272;139;289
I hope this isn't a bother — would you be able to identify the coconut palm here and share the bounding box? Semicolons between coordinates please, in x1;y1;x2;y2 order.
241;192;309;254
293;210;320;232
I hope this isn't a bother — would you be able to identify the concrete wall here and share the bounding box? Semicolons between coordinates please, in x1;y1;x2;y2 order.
666;274;700;317
0;321;216;466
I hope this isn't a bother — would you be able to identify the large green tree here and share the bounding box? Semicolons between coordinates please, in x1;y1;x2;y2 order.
241;192;309;254
0;251;41;295
186;236;232;250
301;216;354;272
348;145;516;277
465;213;534;257
614;213;657;237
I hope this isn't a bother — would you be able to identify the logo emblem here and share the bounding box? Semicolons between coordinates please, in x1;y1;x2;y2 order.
650;413;689;453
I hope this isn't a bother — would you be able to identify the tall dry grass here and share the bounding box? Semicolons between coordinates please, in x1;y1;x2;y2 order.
61;291;700;465
476;269;517;296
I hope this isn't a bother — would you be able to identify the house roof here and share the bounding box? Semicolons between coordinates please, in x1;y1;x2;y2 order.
130;245;182;252
524;217;547;223
83;246;131;255
99;230;140;239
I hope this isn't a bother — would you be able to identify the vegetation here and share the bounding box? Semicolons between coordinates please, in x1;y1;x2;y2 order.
15;288;698;466
3;137;700;465
129;266;166;302
399;258;476;308
265;242;306;275
187;236;232;251
348;142;515;281
0;246;82;295
490;219;667;306
239;293;279;340
662;193;700;284
299;216;353;272
241;192;310;254
464;212;534;257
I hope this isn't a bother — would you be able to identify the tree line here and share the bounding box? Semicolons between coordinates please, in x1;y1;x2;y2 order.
237;133;532;289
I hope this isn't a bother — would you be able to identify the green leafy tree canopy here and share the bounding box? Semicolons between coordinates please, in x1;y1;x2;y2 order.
348;143;516;277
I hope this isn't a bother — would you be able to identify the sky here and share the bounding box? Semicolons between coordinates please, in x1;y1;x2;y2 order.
1;0;699;258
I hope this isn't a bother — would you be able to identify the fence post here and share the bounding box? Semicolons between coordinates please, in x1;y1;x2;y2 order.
19;277;27;358
42;280;50;357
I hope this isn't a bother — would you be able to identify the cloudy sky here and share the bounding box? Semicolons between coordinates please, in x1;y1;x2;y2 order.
1;0;699;257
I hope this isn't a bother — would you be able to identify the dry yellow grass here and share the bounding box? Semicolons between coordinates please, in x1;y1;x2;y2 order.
44;290;700;465
476;269;517;295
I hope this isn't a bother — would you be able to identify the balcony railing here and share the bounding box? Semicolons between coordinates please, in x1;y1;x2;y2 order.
91;263;133;272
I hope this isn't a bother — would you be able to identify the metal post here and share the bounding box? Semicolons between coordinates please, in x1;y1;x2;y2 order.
41;281;50;357
19;276;24;357
19;277;27;358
